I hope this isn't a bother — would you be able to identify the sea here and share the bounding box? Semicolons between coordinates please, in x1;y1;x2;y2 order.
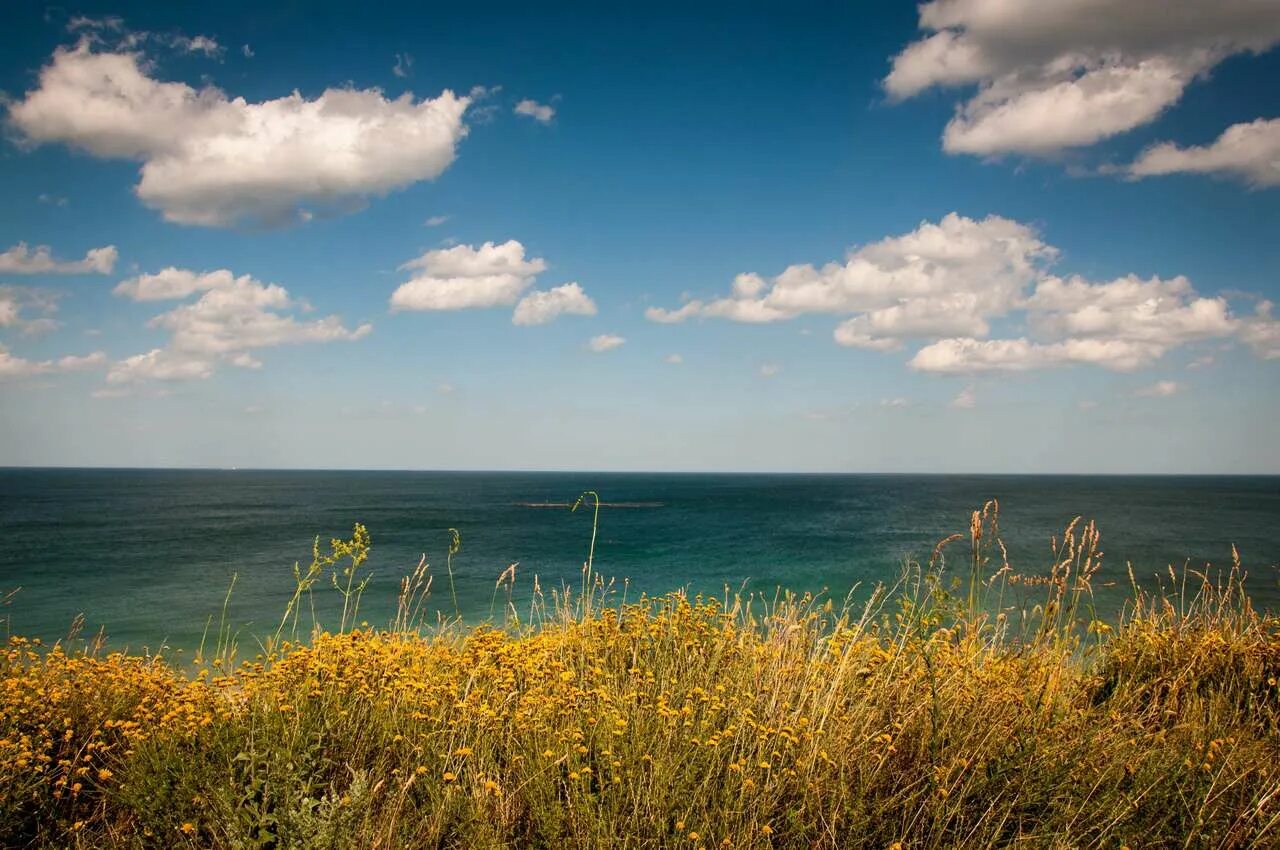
1;469;1278;652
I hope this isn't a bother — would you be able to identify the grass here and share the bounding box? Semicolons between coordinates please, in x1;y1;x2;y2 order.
1;500;1278;848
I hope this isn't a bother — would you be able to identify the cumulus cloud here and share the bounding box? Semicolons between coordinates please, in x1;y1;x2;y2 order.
0;344;105;380
759;363;781;377
7;41;471;227
390;241;596;325
1026;274;1235;347
885;0;1280;156
514;99;555;123
512;282;597;326
1131;118;1280;188
115;267;246;301
1240;300;1280;359
664;353;683;364
106;348;214;384
107;267;370;384
390;240;548;312
647;213;1052;348
587;334;625;352
652;211;1266;374
909;337;1167;373
900;272;1242;373
424;215;450;227
0;286;62;335
0;242;117;274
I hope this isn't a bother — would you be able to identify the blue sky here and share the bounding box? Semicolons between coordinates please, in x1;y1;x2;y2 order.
1;0;1278;472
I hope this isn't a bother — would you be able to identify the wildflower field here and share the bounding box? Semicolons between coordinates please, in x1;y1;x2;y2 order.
2;501;1278;849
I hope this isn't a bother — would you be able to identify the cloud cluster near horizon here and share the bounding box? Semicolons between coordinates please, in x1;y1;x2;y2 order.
106;267;370;386
647;212;1279;374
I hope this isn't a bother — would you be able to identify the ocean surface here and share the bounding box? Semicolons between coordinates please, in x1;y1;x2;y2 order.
2;469;1278;651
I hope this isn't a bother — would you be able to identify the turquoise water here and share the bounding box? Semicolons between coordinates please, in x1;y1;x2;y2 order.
1;469;1278;650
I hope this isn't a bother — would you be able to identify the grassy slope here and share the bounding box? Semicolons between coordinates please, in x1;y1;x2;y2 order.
1;503;1278;849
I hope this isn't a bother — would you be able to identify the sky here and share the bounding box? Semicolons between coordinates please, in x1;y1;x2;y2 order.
1;0;1278;473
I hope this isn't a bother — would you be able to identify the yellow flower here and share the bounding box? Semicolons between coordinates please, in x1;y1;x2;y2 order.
761;824;774;835
442;771;457;782
688;832;700;841
180;822;196;835
452;746;473;757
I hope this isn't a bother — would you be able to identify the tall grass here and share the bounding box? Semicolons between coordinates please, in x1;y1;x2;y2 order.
1;501;1278;848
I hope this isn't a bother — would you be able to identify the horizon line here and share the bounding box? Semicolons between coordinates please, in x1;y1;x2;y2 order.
1;465;1278;478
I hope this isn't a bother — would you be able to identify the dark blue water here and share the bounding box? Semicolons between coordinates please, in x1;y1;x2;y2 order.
1;469;1278;650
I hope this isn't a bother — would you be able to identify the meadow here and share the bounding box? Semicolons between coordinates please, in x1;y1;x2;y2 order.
1;499;1278;849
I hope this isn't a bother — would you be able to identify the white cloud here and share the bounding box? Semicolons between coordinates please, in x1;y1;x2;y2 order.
881;397;909;408
759;363;781;378
1240;300;1280;359
392;52;413;78
115;267;246;301
0;242;117;274
886;0;1280;156
646;300;711;324
0;286;61;335
390;240;548;312
1026;274;1235;347
653;212;1263;374
650;212;1049;350
171;35;221;57
587;334;625;352
107;267;370;383
909;337;1166;373
106;349;213;384
425;215;450;227
150;279;371;357
833;292;993;349
943;59;1192;156
1137;380;1183;397
899;273;1239;374
67;15;125;33
950;386;976;408
8;41;471;227
512;282;597;325
37;193;68;206
1131;118;1280;188
648;213;1052;347
514;98;555;123
242;44;254;58
0;344;105;380
664;353;683;364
